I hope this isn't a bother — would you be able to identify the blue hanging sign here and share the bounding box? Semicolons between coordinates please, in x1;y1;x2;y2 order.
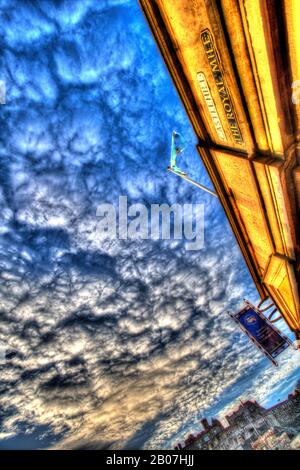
228;301;293;366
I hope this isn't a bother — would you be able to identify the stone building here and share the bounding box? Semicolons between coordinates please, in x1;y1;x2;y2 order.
175;387;300;450
252;430;292;450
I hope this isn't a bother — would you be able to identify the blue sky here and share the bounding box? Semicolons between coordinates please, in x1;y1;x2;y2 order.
0;0;299;450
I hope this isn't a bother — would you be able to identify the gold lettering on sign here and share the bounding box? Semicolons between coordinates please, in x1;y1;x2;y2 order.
201;29;244;145
197;72;226;141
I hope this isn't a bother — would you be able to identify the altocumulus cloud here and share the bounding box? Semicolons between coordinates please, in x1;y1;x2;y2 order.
0;0;299;450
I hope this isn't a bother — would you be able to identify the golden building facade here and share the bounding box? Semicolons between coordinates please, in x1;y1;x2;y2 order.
139;0;300;341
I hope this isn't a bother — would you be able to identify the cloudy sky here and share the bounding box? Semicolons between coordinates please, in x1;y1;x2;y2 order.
0;0;299;450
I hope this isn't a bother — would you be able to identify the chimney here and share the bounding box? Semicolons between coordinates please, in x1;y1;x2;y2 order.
174;443;182;450
201;418;210;430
